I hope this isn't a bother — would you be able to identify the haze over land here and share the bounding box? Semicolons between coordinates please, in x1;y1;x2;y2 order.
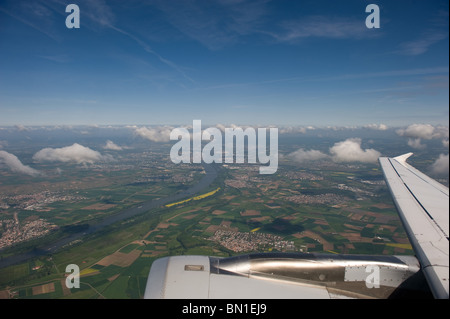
1;123;448;182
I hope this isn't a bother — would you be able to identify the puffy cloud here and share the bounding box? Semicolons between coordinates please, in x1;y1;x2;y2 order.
407;138;427;150
0;150;40;176
104;140;123;151
364;124;388;131
396;124;438;140
215;123;227;132
330;138;381;163
134;126;172;142
397;124;435;139
14;124;29;132
33;143;111;164
436;126;449;140
397;124;449;150
431;154;449;176
287;148;328;163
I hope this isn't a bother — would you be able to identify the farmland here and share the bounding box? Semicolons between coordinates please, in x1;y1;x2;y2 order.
2;127;443;299
0;158;413;298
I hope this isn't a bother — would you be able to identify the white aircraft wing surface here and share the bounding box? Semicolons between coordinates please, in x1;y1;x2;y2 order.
379;153;449;299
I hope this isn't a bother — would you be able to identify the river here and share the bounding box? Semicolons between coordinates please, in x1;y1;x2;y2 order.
0;164;218;269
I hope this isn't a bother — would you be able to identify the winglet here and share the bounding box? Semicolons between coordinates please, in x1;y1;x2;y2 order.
393;152;413;167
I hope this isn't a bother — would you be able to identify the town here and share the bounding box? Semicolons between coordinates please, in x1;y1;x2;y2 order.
209;229;296;253
0;217;57;250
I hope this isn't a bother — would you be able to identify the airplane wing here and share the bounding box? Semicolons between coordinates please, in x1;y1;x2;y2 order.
144;153;448;299
379;153;449;299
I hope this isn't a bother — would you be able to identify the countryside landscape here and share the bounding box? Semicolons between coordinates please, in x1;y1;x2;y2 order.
1;125;447;299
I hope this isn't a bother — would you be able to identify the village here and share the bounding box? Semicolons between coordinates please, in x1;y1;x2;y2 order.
208;229;296;253
0;217;57;250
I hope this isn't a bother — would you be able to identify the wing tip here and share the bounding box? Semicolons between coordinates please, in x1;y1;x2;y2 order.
393;152;414;166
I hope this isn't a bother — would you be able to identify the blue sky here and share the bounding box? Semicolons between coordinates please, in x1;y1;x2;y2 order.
0;0;448;127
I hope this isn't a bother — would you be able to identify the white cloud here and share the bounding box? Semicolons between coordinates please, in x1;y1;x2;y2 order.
215;123;227;132
275;16;371;42
435;126;450;140
0;150;40;176
396;124;436;140
279;126;308;134
364;124;388;131
215;123;243;132
407;138;427;150
150;0;270;50
14;124;29;132
397;32;447;56
104;140;123;151
33;143;111;164
287;148;328;163
431;154;449;176
330;138;381;163
397;124;449;150
397;124;435;139
134;126;172;142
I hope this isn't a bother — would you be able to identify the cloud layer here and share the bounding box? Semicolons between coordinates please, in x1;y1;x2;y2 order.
0;150;40;176
33;143;111;164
